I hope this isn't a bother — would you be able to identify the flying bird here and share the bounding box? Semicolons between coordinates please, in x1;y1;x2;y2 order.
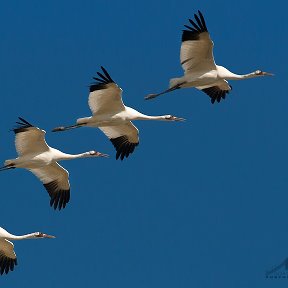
145;10;273;103
0;226;55;275
52;66;184;160
0;118;108;210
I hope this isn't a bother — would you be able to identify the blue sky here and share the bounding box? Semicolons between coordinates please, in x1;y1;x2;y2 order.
0;0;287;287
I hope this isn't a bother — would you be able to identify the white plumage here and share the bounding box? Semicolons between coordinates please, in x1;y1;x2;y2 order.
52;66;184;160
1;118;108;210
146;10;273;103
0;226;55;275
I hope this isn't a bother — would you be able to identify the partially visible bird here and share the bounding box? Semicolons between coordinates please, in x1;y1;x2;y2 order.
0;226;55;275
1;117;108;210
145;10;273;103
52;66;184;160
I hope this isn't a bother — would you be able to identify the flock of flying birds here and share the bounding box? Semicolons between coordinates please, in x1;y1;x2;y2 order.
0;11;272;275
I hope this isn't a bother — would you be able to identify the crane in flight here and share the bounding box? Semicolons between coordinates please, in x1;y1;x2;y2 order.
52;66;184;160
0;118;108;210
0;226;55;275
145;10;273;103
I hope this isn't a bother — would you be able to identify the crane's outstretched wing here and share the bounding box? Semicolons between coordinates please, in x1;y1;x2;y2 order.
12;117;49;156
0;239;17;275
99;122;139;160
181;11;216;73
30;163;70;210
196;80;232;104
88;66;125;115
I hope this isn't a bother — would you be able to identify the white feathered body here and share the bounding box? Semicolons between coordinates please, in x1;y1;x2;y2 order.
5;148;65;169
169;65;236;89
76;106;149;127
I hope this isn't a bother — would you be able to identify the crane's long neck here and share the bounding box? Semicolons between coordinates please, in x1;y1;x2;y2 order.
133;114;166;121
131;111;184;121
124;107;184;121
217;66;257;80
56;152;92;161
124;107;166;121
225;72;257;80
5;233;36;240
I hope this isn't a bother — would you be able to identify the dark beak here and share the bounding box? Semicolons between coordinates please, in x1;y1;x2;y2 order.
95;152;109;158
42;234;56;239
262;71;274;76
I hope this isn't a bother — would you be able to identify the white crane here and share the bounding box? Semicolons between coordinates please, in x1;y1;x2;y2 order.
0;118;108;210
52;66;184;160
145;10;273;103
0;226;55;275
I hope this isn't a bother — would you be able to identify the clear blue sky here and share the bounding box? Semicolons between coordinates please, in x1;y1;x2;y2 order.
0;0;287;287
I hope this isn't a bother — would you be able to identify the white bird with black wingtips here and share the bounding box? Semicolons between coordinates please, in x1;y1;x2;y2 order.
52;66;184;160
0;226;55;275
145;10;273;103
0;118;108;210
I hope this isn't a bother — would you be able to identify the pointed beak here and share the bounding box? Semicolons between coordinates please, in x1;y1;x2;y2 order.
96;152;109;158
262;71;274;76
173;117;186;122
43;234;56;239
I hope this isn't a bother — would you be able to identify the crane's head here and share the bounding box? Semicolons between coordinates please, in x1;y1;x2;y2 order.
254;70;274;76
88;151;109;158
34;232;56;239
163;115;186;121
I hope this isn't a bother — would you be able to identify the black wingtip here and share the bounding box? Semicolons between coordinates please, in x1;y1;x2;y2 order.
111;136;139;161
89;67;115;92
12;117;34;134
101;66;114;83
44;181;70;211
182;11;208;42
18;117;31;125
202;86;230;104
0;255;17;275
198;10;205;21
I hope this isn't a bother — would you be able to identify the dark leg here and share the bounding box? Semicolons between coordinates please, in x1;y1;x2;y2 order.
145;83;184;100
52;123;84;132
